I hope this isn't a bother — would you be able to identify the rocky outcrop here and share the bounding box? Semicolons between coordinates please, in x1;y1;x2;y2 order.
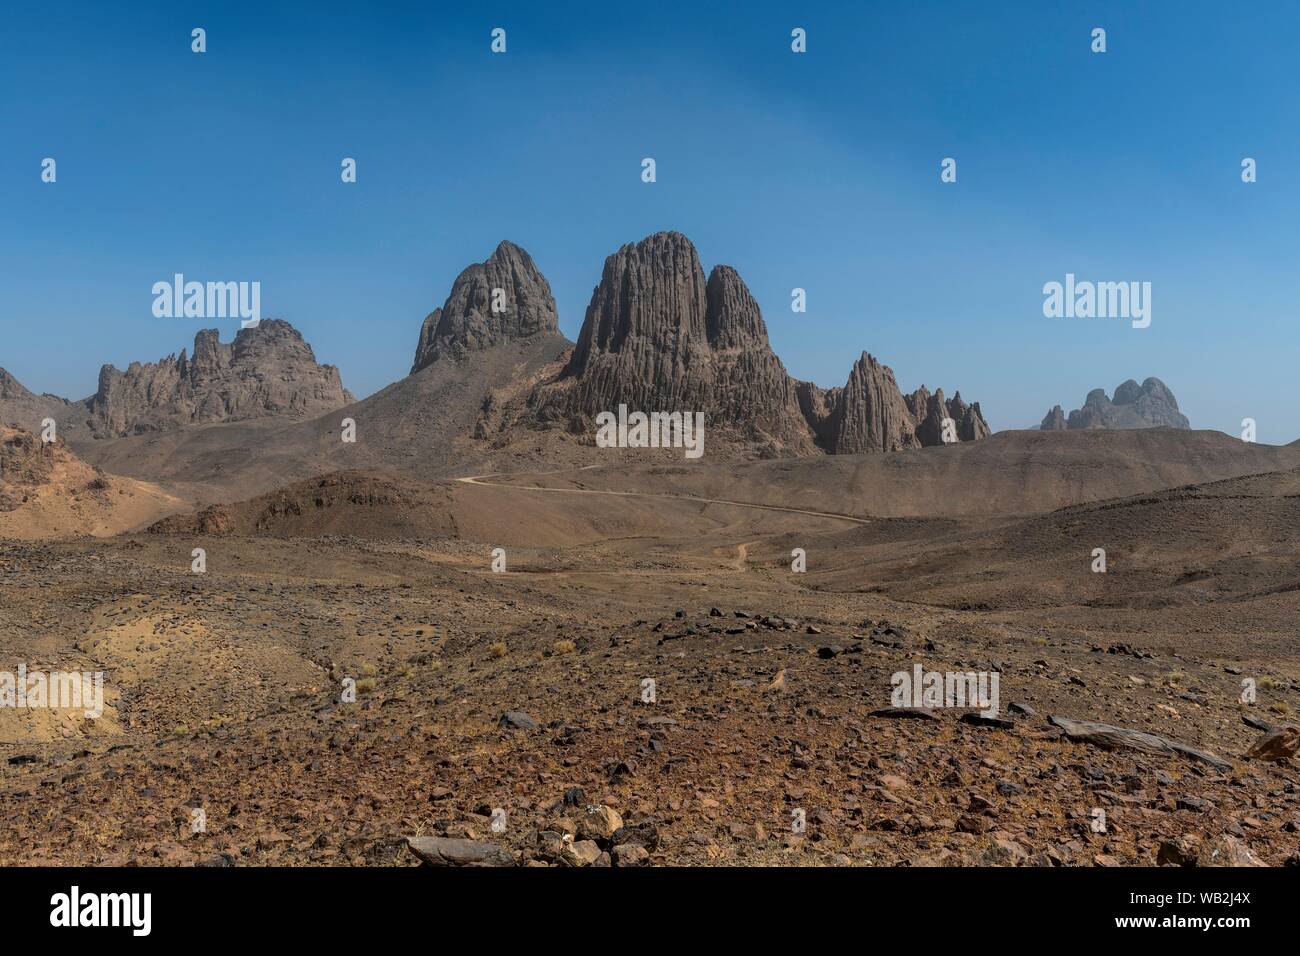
147;470;457;539
0;368;79;432
85;319;353;437
537;232;817;454
529;232;989;456
0;427;59;508
11;233;990;471
825;354;919;454
700;265;815;451
1040;406;1067;430
1041;378;1189;431
412;240;560;373
0;369;29;402
908;386;991;446
797;367;989;455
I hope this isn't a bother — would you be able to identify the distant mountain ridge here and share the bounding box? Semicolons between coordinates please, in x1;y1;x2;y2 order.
1041;377;1189;431
1;320;353;438
5;231;994;500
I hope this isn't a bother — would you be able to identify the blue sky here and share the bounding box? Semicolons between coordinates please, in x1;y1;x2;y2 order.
2;1;1297;439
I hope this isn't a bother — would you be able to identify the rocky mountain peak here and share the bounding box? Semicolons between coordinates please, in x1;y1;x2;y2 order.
86;319;352;437
705;265;771;352
0;368;80;433
827;352;921;454
411;240;560;373
566;231;709;380
537;232;824;453
1042;377;1189;431
523;232;991;457
1040;405;1066;430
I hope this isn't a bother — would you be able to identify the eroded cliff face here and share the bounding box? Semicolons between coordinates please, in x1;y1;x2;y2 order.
525;232;811;453
7;232;990;463
86;319;353;437
530;231;989;456
412;240;561;373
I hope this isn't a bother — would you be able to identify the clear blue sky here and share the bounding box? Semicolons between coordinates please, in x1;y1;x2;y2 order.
2;1;1297;439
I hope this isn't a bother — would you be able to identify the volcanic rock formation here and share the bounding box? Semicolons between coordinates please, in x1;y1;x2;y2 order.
1041;377;1189;431
530;231;989;456
5;233;991;498
535;233;816;454
412;240;561;373
84;319;353;437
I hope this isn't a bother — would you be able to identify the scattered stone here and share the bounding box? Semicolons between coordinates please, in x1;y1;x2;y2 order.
1199;836;1265;868
1048;716;1232;770
612;844;649;867
1156;835;1200;867
578;805;623;842
406;836;515;867
960;712;1015;730
870;706;940;721
562;840;603;867
498;711;539;730
1246;726;1300;762
981;837;1028;865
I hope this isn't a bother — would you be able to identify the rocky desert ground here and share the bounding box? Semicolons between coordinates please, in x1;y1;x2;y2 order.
2;450;1299;868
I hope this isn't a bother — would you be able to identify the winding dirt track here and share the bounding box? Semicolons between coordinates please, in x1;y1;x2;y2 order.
454;472;871;527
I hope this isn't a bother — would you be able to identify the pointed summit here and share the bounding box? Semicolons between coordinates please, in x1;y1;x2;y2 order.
525;231;992;457
566;231;708;381
828;353;921;454
0;368;81;434
545;231;817;453
705;265;772;351
0;368;32;400
412;240;560;373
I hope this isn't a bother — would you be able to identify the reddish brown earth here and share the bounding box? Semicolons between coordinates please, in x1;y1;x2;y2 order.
1;443;1298;867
